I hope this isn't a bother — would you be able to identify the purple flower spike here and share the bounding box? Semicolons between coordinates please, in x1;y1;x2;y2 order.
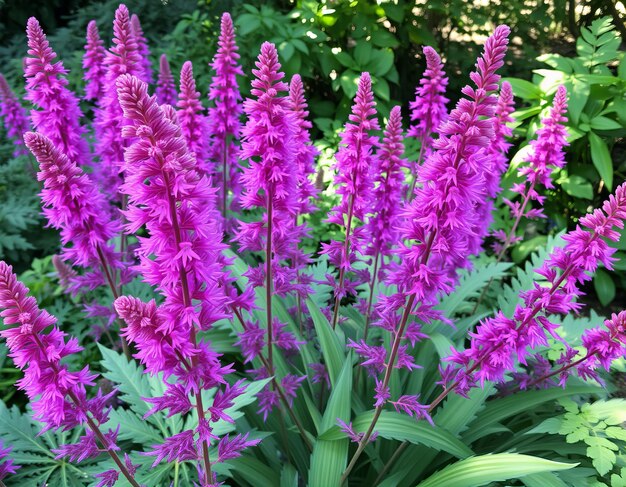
408;45;449;156
83;21;107;101
177;61;208;166
323;72;379;328
497;85;568;254
208;12;244;220
24;132;122;292
365;105;407;260
446;182;626;393
130;14;153;83
25;17;90;167
0;74;30;157
289;74;319;215
94;3;143;197
0;441;19;480
0;261;96;429
156;53;177;106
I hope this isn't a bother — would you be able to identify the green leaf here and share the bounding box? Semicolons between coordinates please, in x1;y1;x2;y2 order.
560;175;593;200
353;42;372;67
566;76;590;125
590;116;623;131
339;70;359;98
593;268;615;306
416;453;577;487
320;410;473;458
503;78;543;100
309;358;352;487
587;445;616;475
307;299;345;387
371;29;400;48
463;384;600;443
523;472;569;487
588;131;614;190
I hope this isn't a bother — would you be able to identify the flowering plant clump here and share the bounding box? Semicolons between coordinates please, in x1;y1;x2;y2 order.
0;5;624;487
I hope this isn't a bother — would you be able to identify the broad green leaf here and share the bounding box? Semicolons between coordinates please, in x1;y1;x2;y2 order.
566;76;590;125
587;445;616;475
523;472;569;487
503;78;543;100
309;358;352;487
353;42;372;67
320;410;473;458
307;298;346;387
588;131;613;190
560;174;593;200
590;115;623;131
463;384;600;442
415;453;577;487
593;268;615;305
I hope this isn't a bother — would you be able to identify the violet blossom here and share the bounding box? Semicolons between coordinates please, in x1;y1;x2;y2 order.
0;441;19;480
83;20;107;101
0;74;30;157
25;17;90;167
444;181;626;394
322;72;379;329
94;4;144;198
407;46;448;195
350;26;511;414
130;14;153;83
24;131;123;294
177;61;208;166
289;74;319;215
207;12;244;221
156;53;177;106
496;85;568;254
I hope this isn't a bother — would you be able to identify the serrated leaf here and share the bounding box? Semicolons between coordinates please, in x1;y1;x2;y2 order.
416;453;576;487
587;445;616;475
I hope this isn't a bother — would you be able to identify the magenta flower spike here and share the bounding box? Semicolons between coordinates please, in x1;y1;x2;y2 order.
323;72;379;330
348;26;511;437
130;14;153;83
445;181;626;394
93;3;143;197
495;85;568;255
207;12;244;222
156;53;177;106
289;74;319;215
23;132;122;294
407;46;449;196
25;17;90;167
83;20;107;101
0;74;30;157
0;441;19;480
0;262;140;485
177;61;208;167
474;81;516;245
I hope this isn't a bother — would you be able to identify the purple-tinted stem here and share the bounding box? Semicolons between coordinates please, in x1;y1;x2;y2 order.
407;132;428;201
363;252;381;343
266;186;274;372
95;244;130;359
231;307;313;451
472;179;537;313
222;136;229;223
29;332;139;487
160;167;213;485
331;194;356;330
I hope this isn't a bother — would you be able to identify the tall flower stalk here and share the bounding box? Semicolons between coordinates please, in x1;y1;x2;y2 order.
362;105;407;340
156;53;177;106
323;72;379;330
25;17;90;167
207;12;243;224
407;46;448;198
130;14;152;83
0;74;30;157
116;73;261;485
494;85;568;258
344;26;511;481
0;262;140;487
177;61;208;165
83;20;107;102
